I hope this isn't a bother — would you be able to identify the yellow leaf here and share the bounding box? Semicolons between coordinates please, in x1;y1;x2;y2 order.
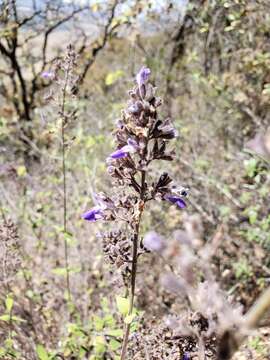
105;70;124;86
17;165;26;177
91;3;100;12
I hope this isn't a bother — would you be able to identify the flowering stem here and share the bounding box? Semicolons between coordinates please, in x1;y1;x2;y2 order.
61;63;71;303
120;171;146;360
120;220;141;360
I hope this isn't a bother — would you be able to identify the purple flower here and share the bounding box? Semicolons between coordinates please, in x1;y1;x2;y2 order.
41;71;55;80
165;194;187;209
127;101;143;115
109;138;139;159
136;66;151;88
183;353;190;360
82;207;103;221
144;231;165;252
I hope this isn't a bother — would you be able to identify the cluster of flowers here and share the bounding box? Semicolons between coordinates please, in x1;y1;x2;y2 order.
82;66;188;223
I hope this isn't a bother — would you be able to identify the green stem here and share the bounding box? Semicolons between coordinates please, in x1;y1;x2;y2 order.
61;63;71;302
120;170;146;360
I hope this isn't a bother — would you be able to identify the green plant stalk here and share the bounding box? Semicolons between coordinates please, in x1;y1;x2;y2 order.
120;171;146;360
120;228;139;360
61;64;71;302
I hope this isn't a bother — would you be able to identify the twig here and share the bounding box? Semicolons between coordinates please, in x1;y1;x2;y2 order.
60;53;72;302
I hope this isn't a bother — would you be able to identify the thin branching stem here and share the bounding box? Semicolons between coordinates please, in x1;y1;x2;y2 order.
60;61;71;302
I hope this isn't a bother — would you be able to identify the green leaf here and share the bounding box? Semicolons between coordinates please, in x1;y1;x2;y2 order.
36;344;49;360
93;315;104;331
219;205;230;217
0;348;6;357
104;314;115;327
249;210;258;225
5;295;14;313
124;313;136;324
116;296;129;316
93;336;106;354
52;266;81;276
109;339;121;351
244;158;257;178
11;315;26;323
52;267;67;276
62;231;78;247
106;328;123;338
69;266;81;274
0;314;10;322
101;296;109;312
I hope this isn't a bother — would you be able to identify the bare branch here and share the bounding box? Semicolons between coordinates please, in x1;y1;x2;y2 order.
79;0;119;84
41;6;88;71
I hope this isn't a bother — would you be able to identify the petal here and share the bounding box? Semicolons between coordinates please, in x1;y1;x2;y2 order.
82;210;96;221
136;66;151;86
127;138;137;147
164;194;187;209
41;71;54;79
144;231;165;252
82;207;102;221
127;138;139;151
164;194;178;203
109;148;128;159
176;199;186;209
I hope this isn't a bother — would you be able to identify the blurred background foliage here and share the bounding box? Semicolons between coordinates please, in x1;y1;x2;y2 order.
0;0;270;359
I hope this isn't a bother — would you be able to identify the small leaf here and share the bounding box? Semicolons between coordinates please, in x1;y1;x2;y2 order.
11;315;26;323
105;70;124;86
69;266;81;274
116;296;129;316
17;165;27;177
104;314;115;327
0;314;10;322
52;267;67;276
93;315;104;331
106;328;123;338
36;344;49;360
91;3;100;12
93;336;106;354
64;231;76;246
124;313;136;324
0;348;6;357
5;295;14;313
109;339;121;351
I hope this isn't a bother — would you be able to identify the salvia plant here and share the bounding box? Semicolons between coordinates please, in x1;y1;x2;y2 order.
82;66;189;358
82;67;270;360
42;45;79;303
